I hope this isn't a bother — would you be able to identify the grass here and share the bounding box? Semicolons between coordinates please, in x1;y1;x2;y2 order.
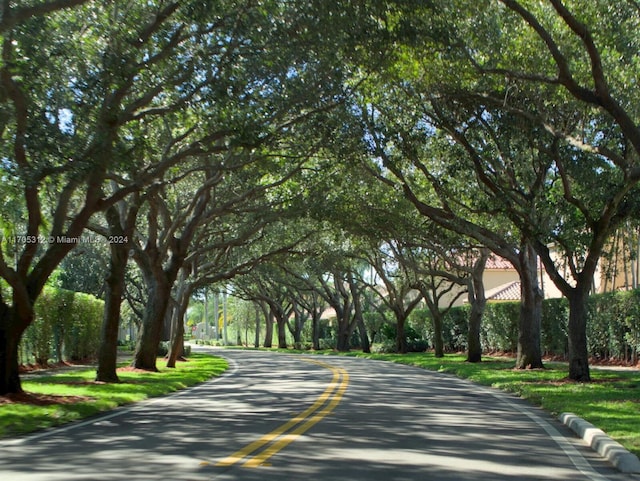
268;348;640;457
0;353;228;439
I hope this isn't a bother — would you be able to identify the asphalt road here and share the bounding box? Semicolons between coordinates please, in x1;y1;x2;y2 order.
0;347;636;481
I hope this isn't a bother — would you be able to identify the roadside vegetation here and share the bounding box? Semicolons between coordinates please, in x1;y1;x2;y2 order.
0;353;227;439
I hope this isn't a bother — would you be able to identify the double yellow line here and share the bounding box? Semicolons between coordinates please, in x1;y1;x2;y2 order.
214;359;349;469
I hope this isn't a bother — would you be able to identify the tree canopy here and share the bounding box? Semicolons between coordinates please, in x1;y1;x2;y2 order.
2;0;640;393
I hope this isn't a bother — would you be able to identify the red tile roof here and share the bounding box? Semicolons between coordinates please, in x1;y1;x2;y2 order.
485;281;521;301
485;255;514;270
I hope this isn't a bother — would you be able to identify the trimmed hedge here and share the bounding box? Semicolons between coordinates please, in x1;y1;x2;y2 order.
409;289;640;362
19;287;104;366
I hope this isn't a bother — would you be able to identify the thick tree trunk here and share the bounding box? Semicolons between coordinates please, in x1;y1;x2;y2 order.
312;313;320;351
132;276;171;371
0;307;29;395
516;245;544;369
167;279;190;368
167;314;185;368
516;289;543;369
276;314;287;349
357;316;371;353
567;288;591;382
350;283;370;353
467;304;483;363
432;312;444;358
396;317;407;354
97;197;138;382
95;242;128;383
263;310;274;348
254;304;261;348
289;304;304;349
467;249;489;363
336;331;350;351
336;315;351;352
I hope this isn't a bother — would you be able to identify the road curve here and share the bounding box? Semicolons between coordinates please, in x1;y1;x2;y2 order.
0;347;635;481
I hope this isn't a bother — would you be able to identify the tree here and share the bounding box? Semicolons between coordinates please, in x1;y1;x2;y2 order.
408;246;470;358
0;1;227;394
95;196;141;382
374;0;640;381
366;243;423;354
131;167;222;371
359;102;546;369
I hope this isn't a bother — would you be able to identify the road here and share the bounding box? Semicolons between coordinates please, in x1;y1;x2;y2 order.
0;347;636;481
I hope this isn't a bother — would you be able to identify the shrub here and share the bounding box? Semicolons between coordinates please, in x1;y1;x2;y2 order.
21;287;105;366
541;297;568;356
482;302;519;352
319;338;336;350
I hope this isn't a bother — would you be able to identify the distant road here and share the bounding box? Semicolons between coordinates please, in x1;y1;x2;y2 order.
0;348;633;481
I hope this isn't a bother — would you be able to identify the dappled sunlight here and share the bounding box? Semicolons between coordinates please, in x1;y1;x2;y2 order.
0;350;622;481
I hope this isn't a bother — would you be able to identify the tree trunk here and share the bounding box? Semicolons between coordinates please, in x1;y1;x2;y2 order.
222;292;228;346
276;313;287;349
357;316;371;353
167;270;191;368
167;312;185;368
350;282;370;353
336;313;351;352
95;241;128;382
467;304;483;363
254;304;261;348
312;312;320;351
0;307;29;395
263;309;274;348
289;303;304;348
132;276;171;371
432;311;444;358
467;249;489;363
567;288;591;382
396;317;407;354
516;244;544;369
336;329;350;352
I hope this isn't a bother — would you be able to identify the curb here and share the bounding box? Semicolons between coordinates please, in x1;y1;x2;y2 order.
560;412;640;474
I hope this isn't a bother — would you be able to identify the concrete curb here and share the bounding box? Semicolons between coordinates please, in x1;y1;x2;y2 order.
560;412;640;474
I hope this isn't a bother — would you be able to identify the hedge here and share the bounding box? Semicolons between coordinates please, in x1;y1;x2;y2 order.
407;289;640;362
19;286;104;366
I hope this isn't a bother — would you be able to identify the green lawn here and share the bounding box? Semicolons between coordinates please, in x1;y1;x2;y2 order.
277;348;640;457
0;353;228;439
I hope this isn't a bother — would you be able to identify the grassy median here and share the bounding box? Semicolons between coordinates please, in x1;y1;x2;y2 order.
0;353;228;439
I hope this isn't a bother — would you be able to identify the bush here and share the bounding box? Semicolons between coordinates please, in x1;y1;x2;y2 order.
482;302;519;352
20;287;104;366
437;288;640;362
378;322;427;353
541;297;568;356
318;338;336;350
63;292;102;361
587;290;640;362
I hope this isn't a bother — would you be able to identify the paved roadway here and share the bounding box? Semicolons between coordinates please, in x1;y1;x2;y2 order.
0;347;637;481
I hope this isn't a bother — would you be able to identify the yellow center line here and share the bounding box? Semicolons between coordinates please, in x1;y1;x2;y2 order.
242;367;349;468
215;359;348;468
